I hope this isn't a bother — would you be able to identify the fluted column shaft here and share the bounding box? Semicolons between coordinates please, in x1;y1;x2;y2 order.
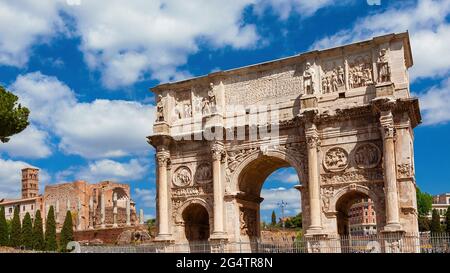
211;142;225;236
380;110;401;229
156;150;171;238
306;123;322;232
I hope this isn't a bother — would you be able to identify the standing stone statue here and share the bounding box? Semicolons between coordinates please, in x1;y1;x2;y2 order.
377;48;390;83
303;62;315;95
156;94;165;122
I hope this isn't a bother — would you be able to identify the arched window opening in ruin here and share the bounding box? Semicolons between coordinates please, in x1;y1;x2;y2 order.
238;156;302;242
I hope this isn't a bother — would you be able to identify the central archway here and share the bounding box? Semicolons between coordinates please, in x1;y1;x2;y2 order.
236;153;303;242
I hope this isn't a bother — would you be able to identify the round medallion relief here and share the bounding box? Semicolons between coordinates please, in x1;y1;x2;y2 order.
195;163;212;184
354;143;381;169
323;147;348;172
173;166;192;187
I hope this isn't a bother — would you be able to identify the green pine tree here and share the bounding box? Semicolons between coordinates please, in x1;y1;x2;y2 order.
45;206;57;251
271;210;277;226
10;206;22;247
0;207;9;246
59;210;74;252
445;208;450;233
0;85;30;143
430;209;442;233
32;210;44;250
21;212;33;249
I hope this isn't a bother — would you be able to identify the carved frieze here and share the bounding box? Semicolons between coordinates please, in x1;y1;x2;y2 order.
172;166;192;187
348;53;373;89
240;207;257;237
172;184;213;198
321;169;383;185
354;143;381;169
226;147;258;173
321;60;345;94
195;163;212;184
323;147;348;172
397;163;412;179
321;186;334;213
225;66;302;105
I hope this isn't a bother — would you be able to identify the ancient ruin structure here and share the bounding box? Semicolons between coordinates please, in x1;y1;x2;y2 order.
0;168;140;231
148;32;421;252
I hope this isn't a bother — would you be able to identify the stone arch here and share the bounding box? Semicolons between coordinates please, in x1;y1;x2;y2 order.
175;198;213;224
178;198;212;242
330;184;384;235
231;147;306;194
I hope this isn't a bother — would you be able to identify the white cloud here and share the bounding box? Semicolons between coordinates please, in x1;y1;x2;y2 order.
415;78;450;125
9;72;155;159
260;187;301;215
0;1;65;66
58;158;149;183
0;158;50;198
0;125;52;159
0;0;343;89
64;0;259;88
134;188;156;208
54;100;154;158
311;0;450;81
254;0;343;20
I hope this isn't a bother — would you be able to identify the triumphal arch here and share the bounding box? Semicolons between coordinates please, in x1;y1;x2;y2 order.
148;32;421;252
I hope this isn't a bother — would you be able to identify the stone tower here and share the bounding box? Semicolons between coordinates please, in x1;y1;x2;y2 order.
22;168;39;198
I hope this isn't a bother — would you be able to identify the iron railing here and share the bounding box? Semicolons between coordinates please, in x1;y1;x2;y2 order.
70;233;450;253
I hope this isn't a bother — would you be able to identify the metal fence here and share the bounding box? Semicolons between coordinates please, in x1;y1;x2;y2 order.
70;233;450;253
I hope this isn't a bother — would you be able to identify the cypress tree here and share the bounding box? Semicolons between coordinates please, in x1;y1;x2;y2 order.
445;208;450;233
21;212;33;249
45;206;57;251
32;210;44;250
430;209;442;233
271;210;277;226
0;207;8;246
10;206;22;247
59;210;74;252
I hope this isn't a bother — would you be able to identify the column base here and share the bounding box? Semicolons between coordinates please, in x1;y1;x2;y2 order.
305;226;324;236
112;224;118;228
210;232;228;241
154;234;174;242
382;223;403;232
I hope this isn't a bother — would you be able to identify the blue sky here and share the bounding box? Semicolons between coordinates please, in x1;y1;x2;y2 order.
0;0;449;223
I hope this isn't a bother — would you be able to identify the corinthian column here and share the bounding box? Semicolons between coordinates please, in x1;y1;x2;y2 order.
305;123;322;233
211;141;226;238
380;110;402;231
156;149;171;240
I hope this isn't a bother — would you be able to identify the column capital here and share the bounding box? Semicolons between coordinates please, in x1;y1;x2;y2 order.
156;150;171;167
380;110;395;140
305;124;320;150
211;141;225;161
